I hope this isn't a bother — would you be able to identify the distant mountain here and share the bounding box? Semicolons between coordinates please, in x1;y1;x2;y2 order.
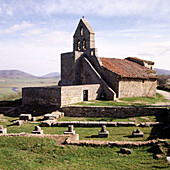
155;68;170;75
0;70;36;79
42;72;60;78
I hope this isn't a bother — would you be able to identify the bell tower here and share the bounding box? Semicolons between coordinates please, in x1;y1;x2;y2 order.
73;18;95;52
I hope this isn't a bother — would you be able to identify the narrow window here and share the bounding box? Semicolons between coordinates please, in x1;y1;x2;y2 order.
80;27;83;36
77;40;81;51
91;49;94;56
83;90;88;101
82;38;86;50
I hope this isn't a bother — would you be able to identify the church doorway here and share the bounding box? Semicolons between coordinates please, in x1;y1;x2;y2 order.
83;90;88;101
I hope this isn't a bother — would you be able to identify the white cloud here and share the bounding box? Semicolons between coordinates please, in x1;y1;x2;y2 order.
1;0;170;18
5;21;33;33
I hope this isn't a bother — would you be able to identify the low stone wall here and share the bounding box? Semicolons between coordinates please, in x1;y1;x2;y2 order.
22;84;101;106
22;86;61;106
61;106;169;118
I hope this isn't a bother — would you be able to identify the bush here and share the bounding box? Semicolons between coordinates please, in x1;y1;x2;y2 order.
157;74;168;86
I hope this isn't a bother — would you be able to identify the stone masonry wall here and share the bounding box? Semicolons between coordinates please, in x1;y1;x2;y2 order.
80;57;115;100
22;87;61;106
61;105;169;118
119;78;157;98
60;84;100;106
23;84;101;106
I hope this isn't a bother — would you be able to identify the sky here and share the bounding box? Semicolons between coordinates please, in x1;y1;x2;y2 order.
0;0;170;76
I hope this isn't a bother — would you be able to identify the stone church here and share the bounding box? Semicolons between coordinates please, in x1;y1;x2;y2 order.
22;18;157;106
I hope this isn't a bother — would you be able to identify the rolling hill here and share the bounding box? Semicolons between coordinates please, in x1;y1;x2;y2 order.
0;70;36;79
42;72;60;78
155;68;170;75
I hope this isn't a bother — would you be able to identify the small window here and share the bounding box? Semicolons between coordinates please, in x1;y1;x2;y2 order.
80;27;83;36
77;40;81;51
91;49;94;56
82;38;86;50
83;90;88;101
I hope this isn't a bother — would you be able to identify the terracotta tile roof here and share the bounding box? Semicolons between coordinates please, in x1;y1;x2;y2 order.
100;57;156;79
126;57;154;65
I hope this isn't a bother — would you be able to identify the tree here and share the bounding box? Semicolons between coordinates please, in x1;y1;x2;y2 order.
157;74;168;86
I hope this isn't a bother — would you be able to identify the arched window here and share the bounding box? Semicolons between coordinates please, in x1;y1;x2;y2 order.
80;27;83;36
77;39;81;51
82;38;86;50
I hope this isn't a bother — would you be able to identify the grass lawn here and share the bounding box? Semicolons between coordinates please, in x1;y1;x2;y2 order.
0;115;169;169
74;93;169;107
0;115;164;141
0;137;169;170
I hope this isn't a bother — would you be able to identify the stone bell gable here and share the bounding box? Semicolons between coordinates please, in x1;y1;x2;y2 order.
73;18;95;51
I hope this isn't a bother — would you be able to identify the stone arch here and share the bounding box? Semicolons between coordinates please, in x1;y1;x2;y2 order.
77;39;81;51
82;38;86;50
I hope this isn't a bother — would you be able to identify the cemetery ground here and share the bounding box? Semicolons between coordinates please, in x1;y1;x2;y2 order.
0;114;170;169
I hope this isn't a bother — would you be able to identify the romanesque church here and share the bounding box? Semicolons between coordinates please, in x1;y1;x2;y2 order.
59;18;157;100
23;18;157;106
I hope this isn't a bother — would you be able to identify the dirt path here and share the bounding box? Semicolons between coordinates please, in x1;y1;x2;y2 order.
157;90;170;101
153;90;170;106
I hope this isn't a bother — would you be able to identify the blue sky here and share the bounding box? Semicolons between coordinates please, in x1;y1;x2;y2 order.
0;0;170;76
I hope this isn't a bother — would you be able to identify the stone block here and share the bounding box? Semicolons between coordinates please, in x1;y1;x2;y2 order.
99;121;107;125
32;126;43;134
64;125;75;135
41;120;55;127
166;157;170;163
120;148;133;154
117;122;136;127
132;129;144;137
0;125;7;134
19;114;32;121
13;120;24;126
98;125;109;138
154;154;163;159
31;117;36;121
107;122;117;127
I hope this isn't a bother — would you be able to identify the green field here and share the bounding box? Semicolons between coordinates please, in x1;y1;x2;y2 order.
74;93;169;107
0;115;166;141
0;78;59;101
0;115;169;169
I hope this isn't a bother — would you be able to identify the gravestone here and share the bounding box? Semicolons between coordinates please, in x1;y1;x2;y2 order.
98;125;109;138
64;125;75;135
132;129;144;137
0;125;7;134
32;126;43;134
120;148;133;154
13;120;24;126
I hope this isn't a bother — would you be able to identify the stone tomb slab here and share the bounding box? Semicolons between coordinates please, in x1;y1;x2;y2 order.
19;114;32;121
64;125;75;135
98;125;109;138
0;125;7;134
132;129;144;137
32;126;43;134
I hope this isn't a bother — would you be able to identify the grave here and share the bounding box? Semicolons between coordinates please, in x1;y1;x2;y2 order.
19;114;32;121
0;125;7;134
132;129;144;137
64;125;75;135
13;120;24;126
98;125;109;138
32;126;43;134
120;148;133;154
